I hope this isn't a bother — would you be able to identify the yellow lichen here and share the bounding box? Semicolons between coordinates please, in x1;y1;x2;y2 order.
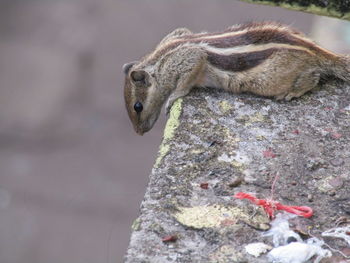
256;135;266;141
131;218;141;231
222;127;240;146
163;98;183;141
219;100;233;114
174;205;269;230
232;161;245;172
245;112;266;126
154;98;183;168
317;175;337;193
209;245;244;263
174;205;242;228
191;148;204;154
154;144;170;168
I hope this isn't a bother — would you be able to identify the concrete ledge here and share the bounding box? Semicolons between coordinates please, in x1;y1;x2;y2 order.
125;82;350;262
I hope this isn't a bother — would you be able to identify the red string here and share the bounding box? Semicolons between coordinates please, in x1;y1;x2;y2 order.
234;192;313;219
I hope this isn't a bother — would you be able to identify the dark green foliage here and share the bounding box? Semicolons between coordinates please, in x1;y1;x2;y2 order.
251;0;350;14
337;0;350;13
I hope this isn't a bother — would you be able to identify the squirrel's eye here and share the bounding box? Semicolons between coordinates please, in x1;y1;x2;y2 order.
134;101;143;113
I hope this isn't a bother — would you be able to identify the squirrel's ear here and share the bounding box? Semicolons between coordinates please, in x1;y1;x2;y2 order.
130;70;150;86
122;61;137;75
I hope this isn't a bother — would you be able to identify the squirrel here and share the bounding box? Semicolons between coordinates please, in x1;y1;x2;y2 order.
122;21;350;135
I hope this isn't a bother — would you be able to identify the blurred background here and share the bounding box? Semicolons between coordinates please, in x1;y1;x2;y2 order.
0;0;349;262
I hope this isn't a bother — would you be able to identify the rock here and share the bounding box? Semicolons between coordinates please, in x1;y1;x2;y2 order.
124;82;350;262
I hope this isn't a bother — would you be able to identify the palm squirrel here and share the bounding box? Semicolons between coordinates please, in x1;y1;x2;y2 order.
123;22;350;135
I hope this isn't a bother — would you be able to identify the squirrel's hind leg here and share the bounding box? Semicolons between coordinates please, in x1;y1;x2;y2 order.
284;70;321;101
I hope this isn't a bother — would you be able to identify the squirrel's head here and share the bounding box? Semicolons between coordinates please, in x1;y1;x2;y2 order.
123;62;165;135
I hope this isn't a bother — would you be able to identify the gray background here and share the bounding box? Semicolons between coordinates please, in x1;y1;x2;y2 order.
0;0;349;262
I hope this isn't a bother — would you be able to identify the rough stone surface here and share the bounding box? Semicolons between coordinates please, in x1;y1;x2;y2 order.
125;81;350;262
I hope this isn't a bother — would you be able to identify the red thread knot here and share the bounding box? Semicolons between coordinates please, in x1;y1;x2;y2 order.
234;192;313;219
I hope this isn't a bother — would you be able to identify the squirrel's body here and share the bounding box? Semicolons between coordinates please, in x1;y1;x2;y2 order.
123;22;350;135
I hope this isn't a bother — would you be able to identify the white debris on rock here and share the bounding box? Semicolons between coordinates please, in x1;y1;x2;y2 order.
322;226;350;246
245;242;272;257
263;213;302;247
263;214;332;263
268;238;331;263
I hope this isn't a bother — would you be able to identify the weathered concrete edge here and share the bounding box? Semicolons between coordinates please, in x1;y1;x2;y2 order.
125;82;350;263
